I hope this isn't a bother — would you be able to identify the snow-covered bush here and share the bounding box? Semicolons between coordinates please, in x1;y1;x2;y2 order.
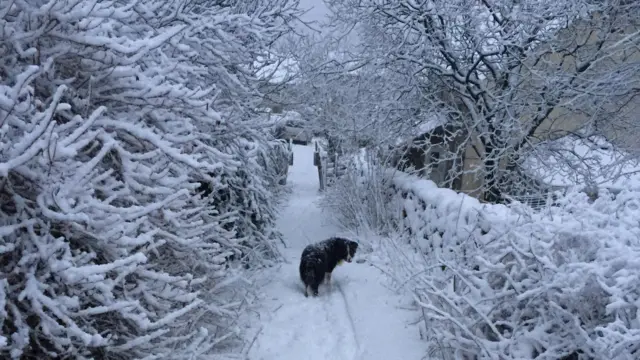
383;171;640;359
318;150;400;235
199;135;292;267
0;0;297;358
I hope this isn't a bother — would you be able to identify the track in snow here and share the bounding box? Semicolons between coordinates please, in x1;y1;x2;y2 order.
248;143;425;360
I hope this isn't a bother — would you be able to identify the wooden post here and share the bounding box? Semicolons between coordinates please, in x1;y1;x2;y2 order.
314;142;325;191
320;159;326;191
288;139;293;165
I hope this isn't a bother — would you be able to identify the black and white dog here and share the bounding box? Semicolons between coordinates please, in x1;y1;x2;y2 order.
299;237;359;297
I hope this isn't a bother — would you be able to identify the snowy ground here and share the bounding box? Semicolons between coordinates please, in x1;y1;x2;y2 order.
247;143;426;360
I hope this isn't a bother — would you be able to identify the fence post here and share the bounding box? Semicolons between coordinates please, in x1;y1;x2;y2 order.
333;153;338;182
314;142;325;191
320;160;326;191
288;139;293;165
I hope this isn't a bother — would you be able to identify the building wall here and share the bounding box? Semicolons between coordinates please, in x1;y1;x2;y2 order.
392;13;639;201
527;14;640;143
459;14;640;200
423;143;449;185
459;137;485;199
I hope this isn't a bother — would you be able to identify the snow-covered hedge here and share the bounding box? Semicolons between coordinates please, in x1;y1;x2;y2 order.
317;149;398;234
385;171;640;359
197;136;292;267
0;0;297;359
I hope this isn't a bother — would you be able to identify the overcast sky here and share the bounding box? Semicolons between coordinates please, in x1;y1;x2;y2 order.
297;0;330;31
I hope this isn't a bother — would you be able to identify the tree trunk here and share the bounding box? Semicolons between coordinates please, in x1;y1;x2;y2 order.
482;142;503;203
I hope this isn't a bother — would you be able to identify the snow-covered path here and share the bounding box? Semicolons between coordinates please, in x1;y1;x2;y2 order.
248;144;426;360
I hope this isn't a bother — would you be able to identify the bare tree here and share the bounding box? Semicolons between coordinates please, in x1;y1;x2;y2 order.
325;0;640;202
281;33;433;156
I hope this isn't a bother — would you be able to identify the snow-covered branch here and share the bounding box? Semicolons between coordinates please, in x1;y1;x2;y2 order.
325;0;640;203
381;170;640;359
1;0;299;358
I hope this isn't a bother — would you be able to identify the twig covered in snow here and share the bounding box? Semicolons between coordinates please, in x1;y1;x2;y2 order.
322;0;640;203
0;0;300;358
382;171;640;359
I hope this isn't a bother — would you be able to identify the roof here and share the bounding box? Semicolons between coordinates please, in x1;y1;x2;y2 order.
417;116;448;134
393;115;449;146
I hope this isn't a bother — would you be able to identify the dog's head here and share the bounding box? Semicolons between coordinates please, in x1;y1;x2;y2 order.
342;239;359;263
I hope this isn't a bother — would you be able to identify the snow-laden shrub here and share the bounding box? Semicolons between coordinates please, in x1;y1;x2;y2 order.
198;135;292;267
383;171;640;359
318;149;400;234
0;0;297;358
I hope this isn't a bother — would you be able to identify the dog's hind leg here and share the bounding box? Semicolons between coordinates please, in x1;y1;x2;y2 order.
304;285;309;297
325;272;334;294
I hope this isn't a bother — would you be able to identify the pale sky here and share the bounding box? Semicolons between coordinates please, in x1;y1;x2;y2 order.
297;0;330;31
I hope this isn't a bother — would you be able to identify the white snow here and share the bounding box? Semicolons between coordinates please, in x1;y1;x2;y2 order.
524;134;640;191
247;143;426;360
384;168;640;359
253;56;299;84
